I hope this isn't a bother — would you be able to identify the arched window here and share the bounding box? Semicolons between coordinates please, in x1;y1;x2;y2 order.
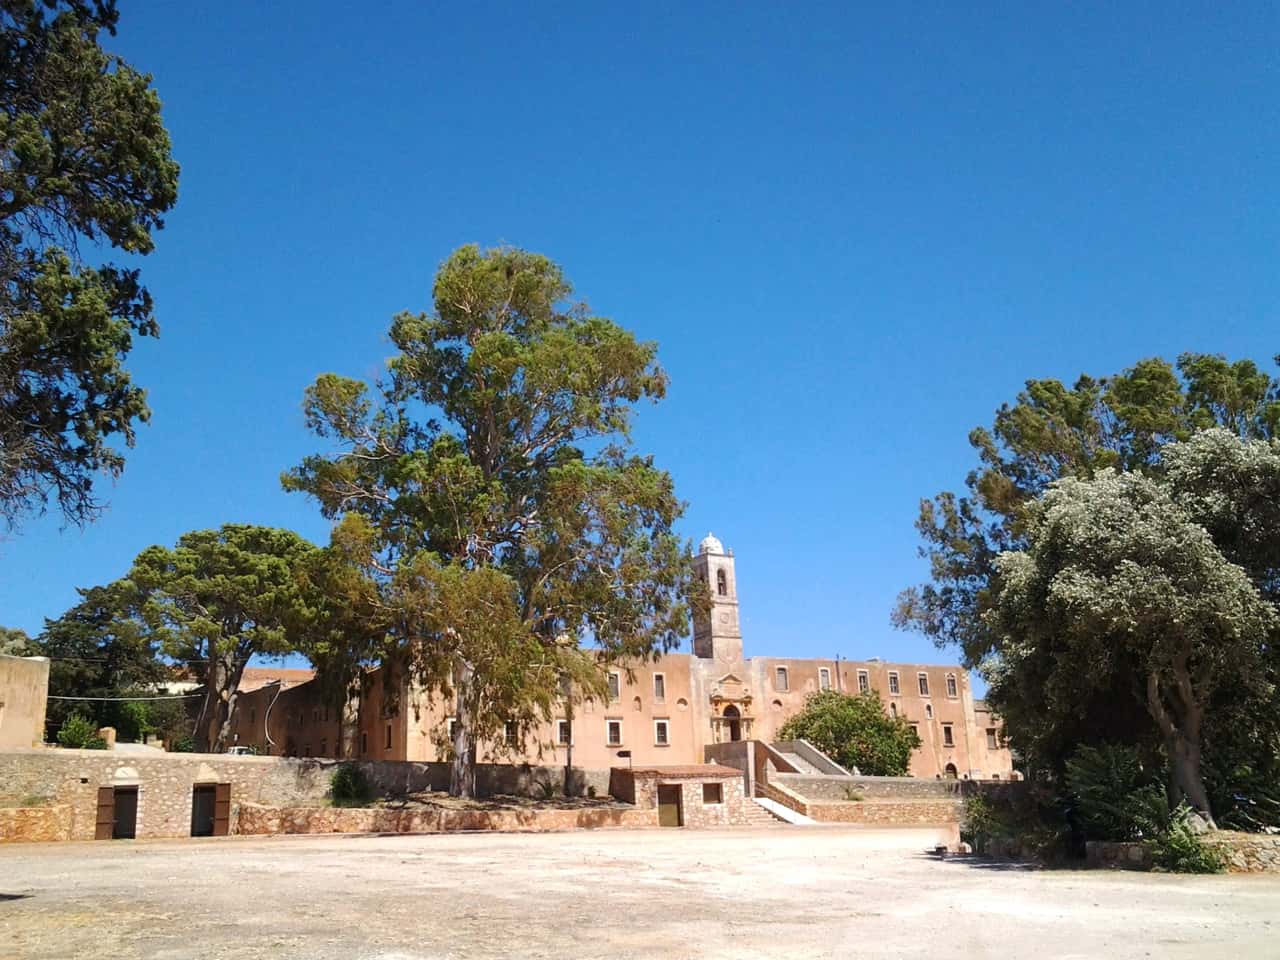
716;569;728;596
925;704;933;719
890;703;898;718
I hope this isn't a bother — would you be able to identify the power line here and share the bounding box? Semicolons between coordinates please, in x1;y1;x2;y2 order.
46;693;203;702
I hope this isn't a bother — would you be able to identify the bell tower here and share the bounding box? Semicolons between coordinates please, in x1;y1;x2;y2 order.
693;533;743;664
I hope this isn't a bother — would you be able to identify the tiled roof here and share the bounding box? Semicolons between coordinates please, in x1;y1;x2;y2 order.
621;764;742;779
240;667;317;692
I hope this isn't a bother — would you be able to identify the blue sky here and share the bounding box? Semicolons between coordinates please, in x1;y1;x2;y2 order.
1;3;1276;683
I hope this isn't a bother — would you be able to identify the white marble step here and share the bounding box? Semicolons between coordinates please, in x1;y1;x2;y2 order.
753;796;816;825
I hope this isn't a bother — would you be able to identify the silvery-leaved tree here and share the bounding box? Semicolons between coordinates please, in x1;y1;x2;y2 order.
284;245;696;798
984;469;1276;826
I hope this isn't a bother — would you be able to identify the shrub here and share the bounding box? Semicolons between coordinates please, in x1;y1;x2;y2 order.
169;734;196;753
778;690;920;776
1147;805;1227;874
330;763;373;807
1065;743;1168;841
56;713;105;749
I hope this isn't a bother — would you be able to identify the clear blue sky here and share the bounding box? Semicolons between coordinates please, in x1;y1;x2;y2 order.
1;3;1276;683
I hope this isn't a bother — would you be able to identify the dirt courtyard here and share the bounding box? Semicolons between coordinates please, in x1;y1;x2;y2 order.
2;826;1276;960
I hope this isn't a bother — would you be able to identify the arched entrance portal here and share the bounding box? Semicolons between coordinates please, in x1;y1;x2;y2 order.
723;705;742;742
944;763;958;779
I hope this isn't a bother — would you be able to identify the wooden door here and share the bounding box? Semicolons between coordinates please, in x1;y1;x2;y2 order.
657;784;683;827
213;782;231;837
112;787;138;839
191;785;216;837
94;787;114;840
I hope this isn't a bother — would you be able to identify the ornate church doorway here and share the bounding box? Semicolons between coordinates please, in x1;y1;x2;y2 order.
723;704;742;742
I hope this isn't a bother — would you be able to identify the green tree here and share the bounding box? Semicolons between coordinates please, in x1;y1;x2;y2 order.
0;0;179;529
35;581;171;736
984;469;1276;826
126;524;319;753
285;244;695;797
894;354;1280;671
0;625;32;654
778;690;922;776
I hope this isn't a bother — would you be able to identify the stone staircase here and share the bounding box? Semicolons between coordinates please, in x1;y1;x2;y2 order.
744;797;791;825
772;750;823;775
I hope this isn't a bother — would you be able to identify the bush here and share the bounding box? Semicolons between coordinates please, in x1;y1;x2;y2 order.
330;764;373;807
1147;805;1227;874
56;713;105;749
169;734;196;753
1065;743;1168;841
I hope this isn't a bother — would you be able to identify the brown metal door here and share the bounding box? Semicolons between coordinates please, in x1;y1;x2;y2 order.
94;787;114;840
191;786;216;836
112;787;138;839
213;782;231;836
657;784;683;827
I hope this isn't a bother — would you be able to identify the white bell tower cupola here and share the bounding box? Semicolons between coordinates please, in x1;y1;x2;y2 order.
693;533;743;663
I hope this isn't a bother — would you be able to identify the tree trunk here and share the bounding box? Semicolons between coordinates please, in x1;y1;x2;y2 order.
563;688;575;798
1145;669;1216;829
205;652;248;755
449;657;477;798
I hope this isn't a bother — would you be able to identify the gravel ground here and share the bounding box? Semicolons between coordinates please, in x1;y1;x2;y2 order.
1;826;1276;960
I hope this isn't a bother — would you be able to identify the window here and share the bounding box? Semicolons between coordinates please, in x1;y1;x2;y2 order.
716;568;728;596
775;666;789;692
888;671;900;695
304;744;311;757
942;724;954;747
819;668;831;691
654;719;670;746
606;719;622;746
653;673;666;702
918;673;930;696
360;731;368;754
890;703;898;718
557;720;572;745
857;670;869;694
986;728;998;750
925;704;933;719
992;774;1001;781
319;739;326;756
505;721;519;747
313;709;319;723
447;718;459;743
385;723;393;750
703;782;723;804
946;674;958;698
607;672;621;701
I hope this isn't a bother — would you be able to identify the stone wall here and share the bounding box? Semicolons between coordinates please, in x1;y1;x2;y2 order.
774;774;962;802
236;803;656;835
0;748;613;842
804;799;963;825
1085;834;1280;874
1212;833;1280;873
0;804;71;843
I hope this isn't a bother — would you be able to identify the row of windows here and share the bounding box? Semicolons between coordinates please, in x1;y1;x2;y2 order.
776;666;961;698
606;671;667;702
901;721;1003;750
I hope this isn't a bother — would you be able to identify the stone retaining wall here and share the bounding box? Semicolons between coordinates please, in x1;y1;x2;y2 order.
0;748;612;841
1086;834;1280;874
775;774;963;802
804;799;964;825
0;805;71;843
236;802;656;835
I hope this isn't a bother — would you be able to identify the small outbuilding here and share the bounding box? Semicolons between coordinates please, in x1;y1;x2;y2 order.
609;764;748;827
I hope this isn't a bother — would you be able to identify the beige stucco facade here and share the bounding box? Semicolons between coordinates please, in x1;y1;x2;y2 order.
0;654;50;749
231;535;1014;780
